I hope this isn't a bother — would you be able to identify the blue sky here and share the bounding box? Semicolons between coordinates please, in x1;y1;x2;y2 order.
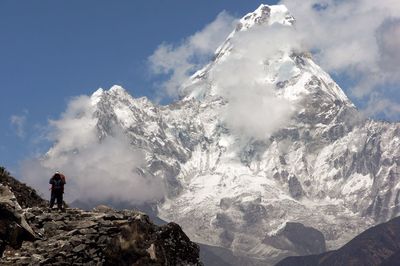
0;0;277;171
1;0;400;173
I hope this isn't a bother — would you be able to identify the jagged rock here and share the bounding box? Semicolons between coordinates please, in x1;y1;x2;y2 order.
104;216;201;266
0;167;47;208
103;212;124;220
72;244;86;253
288;176;303;199
93;204;115;213
0;174;202;265
2;206;202;265
0;185;36;256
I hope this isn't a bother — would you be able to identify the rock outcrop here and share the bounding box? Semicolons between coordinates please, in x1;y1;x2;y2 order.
0;168;202;265
276;216;400;266
0;167;47;208
0;185;36;257
264;222;326;257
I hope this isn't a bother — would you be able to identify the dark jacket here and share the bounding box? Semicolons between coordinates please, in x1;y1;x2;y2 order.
49;173;66;192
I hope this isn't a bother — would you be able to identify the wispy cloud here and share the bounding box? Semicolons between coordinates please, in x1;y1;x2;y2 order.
148;11;237;98
10;111;28;138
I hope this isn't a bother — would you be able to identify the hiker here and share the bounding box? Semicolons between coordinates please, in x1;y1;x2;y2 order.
49;171;66;211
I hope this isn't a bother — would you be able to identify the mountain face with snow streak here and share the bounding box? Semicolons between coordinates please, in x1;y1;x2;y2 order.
43;4;400;265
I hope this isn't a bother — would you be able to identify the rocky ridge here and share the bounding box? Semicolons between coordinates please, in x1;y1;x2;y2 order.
0;167;47;209
0;169;202;265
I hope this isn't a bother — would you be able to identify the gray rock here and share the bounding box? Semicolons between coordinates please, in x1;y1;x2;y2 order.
264;222;326;255
0;186;202;265
72;244;86;253
288;175;303;199
0;185;36;256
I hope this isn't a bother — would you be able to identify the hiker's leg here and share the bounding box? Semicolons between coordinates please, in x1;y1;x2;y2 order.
49;192;56;208
56;191;63;210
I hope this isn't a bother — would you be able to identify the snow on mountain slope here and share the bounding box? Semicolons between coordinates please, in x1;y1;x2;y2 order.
41;4;400;265
158;4;400;264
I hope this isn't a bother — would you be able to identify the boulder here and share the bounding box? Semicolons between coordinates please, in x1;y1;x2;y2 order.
0;185;36;256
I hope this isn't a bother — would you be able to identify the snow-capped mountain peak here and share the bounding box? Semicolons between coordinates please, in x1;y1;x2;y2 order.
183;3;352;117
237;4;295;32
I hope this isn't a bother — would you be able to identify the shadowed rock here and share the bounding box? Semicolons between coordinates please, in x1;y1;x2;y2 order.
0;185;36;256
276;216;400;266
0;167;47;208
264;222;325;257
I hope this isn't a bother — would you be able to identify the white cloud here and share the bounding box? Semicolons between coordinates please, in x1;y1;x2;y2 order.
376;18;400;81
148;11;237;98
21;95;164;205
210;24;301;139
279;0;400;117
10;111;28;138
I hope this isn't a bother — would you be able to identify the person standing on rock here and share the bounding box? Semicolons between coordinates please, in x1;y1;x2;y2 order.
49;171;66;211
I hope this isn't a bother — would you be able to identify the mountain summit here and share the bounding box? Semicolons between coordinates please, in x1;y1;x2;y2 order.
37;4;400;265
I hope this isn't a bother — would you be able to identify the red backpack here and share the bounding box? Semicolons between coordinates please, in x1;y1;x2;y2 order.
60;173;66;184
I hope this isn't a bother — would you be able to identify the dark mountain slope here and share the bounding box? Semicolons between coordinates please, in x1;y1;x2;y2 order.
276;216;400;266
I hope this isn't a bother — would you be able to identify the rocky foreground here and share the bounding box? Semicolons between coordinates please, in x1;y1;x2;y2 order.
0;168;202;266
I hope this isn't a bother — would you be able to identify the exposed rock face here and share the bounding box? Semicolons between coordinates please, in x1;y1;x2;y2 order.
288;176;303;199
0;167;47;208
1;206;201;265
1;205;201;266
276;216;400;266
104;217;201;265
0;185;36;257
0;168;202;266
264;222;325;257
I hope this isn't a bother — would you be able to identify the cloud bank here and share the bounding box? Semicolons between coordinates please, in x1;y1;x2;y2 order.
21;95;164;205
